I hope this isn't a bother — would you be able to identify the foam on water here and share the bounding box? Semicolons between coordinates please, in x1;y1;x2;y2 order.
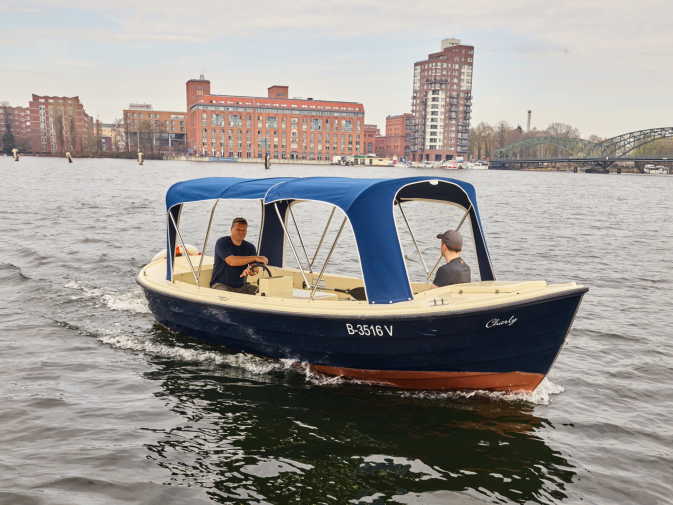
100;291;150;314
97;331;286;376
390;377;564;405
64;280;149;314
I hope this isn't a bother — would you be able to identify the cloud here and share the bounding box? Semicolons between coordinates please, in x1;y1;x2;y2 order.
2;0;672;136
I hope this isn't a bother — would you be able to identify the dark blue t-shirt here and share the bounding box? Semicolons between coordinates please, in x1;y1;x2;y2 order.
210;236;257;288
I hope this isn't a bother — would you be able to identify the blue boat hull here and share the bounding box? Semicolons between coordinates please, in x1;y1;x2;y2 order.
141;287;587;391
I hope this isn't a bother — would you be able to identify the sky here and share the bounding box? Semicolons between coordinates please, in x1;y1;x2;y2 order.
1;0;671;138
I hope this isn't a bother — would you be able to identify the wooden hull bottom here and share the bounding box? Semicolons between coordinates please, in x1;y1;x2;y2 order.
311;365;545;392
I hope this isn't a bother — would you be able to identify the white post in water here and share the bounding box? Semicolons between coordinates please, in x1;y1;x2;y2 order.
137;151;144;165
11;148;19;161
65;151;73;163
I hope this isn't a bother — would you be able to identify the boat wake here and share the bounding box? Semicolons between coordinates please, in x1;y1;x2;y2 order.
390;377;564;405
64;280;150;314
97;330;293;376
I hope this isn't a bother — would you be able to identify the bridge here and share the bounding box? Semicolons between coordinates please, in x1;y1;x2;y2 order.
489;156;673;173
493;127;673;169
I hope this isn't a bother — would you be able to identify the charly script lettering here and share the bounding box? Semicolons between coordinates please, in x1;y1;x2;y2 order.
485;315;518;329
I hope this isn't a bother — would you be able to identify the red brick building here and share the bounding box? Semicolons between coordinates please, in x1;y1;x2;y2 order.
185;77;365;160
364;124;380;155
28;94;94;154
410;38;473;161
123;104;186;154
0;104;31;151
373;113;414;159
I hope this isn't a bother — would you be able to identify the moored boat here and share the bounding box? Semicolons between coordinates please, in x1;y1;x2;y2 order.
138;176;588;392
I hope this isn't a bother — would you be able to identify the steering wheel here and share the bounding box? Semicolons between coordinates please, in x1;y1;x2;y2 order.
249;261;273;279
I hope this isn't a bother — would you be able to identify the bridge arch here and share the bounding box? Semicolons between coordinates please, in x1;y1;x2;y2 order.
494;127;673;160
596;127;673;157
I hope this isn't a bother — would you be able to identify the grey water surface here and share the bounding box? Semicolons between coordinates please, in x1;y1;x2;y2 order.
1;157;672;505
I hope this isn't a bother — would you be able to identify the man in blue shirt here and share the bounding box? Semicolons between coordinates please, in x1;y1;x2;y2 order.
210;217;268;294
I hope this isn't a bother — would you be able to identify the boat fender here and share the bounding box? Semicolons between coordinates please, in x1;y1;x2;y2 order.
151;244;201;262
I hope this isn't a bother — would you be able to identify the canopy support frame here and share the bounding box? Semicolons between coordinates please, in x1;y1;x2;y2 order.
169;210;200;286
257;199;265;253
398;202;430;278
287;203;313;273
310;216;348;300
309;206;335;270
196;199;219;286
274;202;311;290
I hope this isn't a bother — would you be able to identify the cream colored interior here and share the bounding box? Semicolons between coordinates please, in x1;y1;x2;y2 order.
137;255;585;317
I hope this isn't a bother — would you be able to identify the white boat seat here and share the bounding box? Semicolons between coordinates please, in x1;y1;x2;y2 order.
258;276;294;298
292;288;337;300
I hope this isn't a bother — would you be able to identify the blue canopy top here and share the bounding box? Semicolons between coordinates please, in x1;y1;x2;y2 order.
166;177;294;208
165;176;494;304
264;176;493;303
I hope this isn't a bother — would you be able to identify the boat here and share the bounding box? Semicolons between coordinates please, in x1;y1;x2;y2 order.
137;176;588;392
643;165;668;175
468;161;489;170
439;160;462;170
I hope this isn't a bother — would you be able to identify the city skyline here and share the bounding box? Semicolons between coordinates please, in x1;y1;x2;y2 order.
2;0;671;138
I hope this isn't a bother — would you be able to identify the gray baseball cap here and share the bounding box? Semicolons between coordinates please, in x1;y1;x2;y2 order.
436;229;463;251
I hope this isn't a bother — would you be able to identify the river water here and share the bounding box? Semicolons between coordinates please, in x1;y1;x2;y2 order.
1;157;672;505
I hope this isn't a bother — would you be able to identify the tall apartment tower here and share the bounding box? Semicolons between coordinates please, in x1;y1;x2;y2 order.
410;38;473;162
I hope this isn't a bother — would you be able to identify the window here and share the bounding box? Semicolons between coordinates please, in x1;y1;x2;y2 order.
343;120;352;131
266;116;277;128
312;118;322;131
229;115;242;127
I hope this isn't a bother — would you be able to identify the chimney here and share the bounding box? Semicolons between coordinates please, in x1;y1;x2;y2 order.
268;85;289;99
527;110;532;131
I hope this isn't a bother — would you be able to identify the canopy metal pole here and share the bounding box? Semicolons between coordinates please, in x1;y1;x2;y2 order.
426;204;472;282
309;206;335;269
455;204;473;231
287;203;313;273
398;202;429;277
310;216;347;300
196;199;219;286
169;211;200;286
257;199;265;253
274;203;311;290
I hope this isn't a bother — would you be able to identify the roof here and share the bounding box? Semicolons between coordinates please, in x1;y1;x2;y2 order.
165;176;493;304
166;177;294;209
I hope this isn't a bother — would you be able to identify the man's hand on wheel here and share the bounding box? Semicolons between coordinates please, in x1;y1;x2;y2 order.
241;265;258;277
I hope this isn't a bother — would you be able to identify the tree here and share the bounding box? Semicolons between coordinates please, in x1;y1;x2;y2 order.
546;122;580;139
2;131;15;155
632;138;673;156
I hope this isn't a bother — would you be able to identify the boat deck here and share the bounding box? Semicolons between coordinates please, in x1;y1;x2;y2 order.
137;256;584;318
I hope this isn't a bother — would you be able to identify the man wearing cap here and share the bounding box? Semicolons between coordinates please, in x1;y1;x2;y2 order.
433;229;471;287
210;217;268;294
